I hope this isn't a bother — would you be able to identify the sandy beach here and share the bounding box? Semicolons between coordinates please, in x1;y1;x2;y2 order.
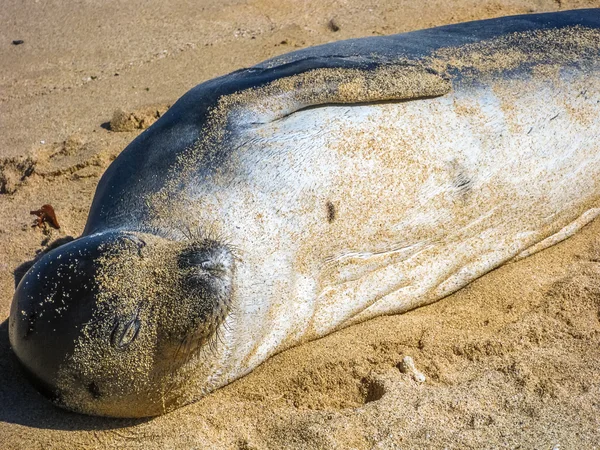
2;0;600;448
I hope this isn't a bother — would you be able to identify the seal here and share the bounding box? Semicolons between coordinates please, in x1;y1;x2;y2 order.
9;9;600;417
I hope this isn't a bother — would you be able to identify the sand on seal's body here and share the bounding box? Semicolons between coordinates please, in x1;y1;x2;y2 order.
8;9;600;419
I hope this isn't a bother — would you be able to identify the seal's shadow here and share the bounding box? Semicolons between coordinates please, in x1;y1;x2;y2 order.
0;247;150;431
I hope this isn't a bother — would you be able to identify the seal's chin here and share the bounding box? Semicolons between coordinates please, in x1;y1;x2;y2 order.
9;230;235;417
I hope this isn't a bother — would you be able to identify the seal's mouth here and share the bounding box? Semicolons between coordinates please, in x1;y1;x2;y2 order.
9;230;235;417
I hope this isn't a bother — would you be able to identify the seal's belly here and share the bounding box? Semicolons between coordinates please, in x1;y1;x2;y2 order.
211;68;600;365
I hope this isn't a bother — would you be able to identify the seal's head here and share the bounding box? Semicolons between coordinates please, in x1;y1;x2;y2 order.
9;231;235;417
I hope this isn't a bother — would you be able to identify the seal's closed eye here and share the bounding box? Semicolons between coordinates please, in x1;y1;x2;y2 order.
178;240;234;281
174;240;235;338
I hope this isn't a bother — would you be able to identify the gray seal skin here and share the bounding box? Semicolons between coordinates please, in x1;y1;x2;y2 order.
9;10;600;417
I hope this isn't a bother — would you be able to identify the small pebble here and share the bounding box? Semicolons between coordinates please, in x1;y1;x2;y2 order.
398;355;426;383
12;39;25;45
328;18;341;32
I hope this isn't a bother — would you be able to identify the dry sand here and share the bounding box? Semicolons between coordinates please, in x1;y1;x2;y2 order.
1;0;600;448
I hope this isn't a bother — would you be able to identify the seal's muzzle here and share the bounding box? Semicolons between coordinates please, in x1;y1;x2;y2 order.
9;231;234;417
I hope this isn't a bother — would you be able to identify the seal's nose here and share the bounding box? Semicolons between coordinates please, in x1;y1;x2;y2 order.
10;230;232;417
8;232;121;399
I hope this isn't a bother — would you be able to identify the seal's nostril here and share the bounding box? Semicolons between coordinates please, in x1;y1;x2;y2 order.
110;315;141;351
88;381;101;399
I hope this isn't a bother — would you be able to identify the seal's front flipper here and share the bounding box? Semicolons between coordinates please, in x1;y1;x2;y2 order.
219;58;452;127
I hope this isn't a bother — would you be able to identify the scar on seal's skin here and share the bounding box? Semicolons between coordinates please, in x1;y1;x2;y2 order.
326;201;336;223
454;172;473;193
